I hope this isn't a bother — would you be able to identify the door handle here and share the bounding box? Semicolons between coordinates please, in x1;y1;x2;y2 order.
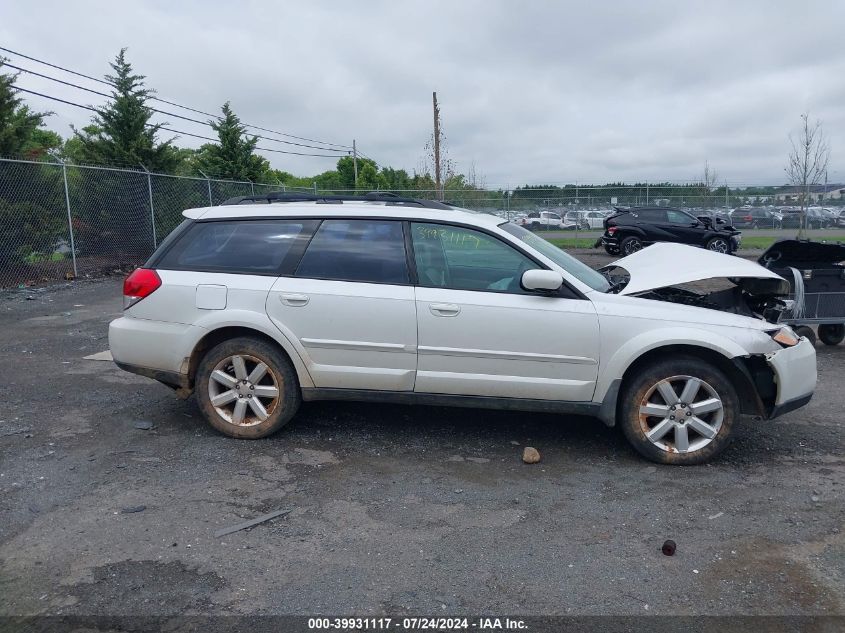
429;303;460;317
280;293;309;307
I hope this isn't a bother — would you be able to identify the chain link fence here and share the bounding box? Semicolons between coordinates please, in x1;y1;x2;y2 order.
2;156;842;287
0;157;296;287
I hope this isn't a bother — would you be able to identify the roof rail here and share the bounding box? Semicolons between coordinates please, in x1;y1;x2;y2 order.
220;191;453;209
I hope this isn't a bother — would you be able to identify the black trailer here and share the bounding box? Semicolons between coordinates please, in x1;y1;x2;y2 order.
759;239;845;346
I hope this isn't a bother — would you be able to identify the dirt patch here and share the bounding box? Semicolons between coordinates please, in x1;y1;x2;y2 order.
67;560;225;615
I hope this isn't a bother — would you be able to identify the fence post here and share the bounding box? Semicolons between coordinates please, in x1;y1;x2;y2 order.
140;164;157;248
55;157;78;279
249;180;255;196
313;182;318;194
199;170;213;205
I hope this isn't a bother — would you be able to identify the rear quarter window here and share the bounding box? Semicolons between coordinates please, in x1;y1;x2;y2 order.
157;219;318;274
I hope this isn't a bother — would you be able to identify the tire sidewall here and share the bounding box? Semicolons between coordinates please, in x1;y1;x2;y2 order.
619;357;739;465
195;336;301;439
621;236;642;255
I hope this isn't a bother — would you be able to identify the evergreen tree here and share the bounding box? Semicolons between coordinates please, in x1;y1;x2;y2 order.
74;49;178;171
194;102;270;181
0;59;51;157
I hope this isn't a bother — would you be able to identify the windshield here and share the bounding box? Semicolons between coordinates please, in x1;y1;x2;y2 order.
500;222;610;292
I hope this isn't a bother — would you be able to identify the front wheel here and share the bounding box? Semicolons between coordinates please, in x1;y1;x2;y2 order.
707;236;731;253
195;336;301;439
619;358;738;465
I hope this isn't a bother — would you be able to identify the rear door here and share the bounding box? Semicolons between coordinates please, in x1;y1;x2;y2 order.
410;222;600;401
266;219;417;392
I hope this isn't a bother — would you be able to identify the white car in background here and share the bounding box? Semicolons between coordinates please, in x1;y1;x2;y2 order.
110;194;816;465
565;211;607;230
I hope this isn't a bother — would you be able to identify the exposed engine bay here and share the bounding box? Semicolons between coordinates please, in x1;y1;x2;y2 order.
600;242;795;324
635;278;792;324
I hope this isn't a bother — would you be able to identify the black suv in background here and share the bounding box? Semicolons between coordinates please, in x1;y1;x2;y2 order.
600;207;741;256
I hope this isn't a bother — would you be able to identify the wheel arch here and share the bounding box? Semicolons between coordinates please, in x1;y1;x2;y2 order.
186;325;313;391
597;340;770;426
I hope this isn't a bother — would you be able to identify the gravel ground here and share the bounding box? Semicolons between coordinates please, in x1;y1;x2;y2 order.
0;270;843;621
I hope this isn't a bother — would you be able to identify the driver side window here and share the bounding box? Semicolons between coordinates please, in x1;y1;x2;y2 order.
666;210;692;224
411;222;536;293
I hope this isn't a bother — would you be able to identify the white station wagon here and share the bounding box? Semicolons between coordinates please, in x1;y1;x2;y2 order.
109;194;817;464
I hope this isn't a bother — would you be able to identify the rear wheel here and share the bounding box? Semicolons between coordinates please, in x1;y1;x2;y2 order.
196;336;300;439
707;237;730;253
619;357;738;465
620;236;643;256
818;324;845;346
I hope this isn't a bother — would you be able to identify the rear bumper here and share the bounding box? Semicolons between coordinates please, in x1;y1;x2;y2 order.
109;315;201;376
114;361;189;391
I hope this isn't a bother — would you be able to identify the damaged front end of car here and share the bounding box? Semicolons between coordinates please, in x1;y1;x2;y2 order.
602;243;793;323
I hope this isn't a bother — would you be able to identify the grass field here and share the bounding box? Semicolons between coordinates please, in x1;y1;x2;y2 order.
549;233;845;251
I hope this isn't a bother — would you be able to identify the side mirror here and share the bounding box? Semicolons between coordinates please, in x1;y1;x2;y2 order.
521;269;563;292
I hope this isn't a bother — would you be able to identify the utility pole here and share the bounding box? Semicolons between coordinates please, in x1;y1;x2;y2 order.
433;91;442;200
352;139;358;191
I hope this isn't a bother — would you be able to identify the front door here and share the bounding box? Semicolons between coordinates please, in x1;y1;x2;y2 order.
266;219;417;391
410;222;600;402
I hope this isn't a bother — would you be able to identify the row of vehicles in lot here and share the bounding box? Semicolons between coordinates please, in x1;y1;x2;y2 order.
516;206;845;231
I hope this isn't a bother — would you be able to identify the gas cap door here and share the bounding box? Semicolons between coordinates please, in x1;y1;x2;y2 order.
196;284;227;310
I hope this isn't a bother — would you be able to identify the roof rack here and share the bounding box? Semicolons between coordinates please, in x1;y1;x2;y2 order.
220;191;454;209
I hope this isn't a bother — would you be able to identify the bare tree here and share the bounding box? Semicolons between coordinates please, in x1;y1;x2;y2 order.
699;160;718;207
785;113;830;236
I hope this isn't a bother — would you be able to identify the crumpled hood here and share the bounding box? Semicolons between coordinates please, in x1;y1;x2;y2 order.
602;243;785;295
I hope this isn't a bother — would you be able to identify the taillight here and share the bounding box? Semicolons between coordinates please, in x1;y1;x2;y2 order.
123;268;161;309
607;226;617;236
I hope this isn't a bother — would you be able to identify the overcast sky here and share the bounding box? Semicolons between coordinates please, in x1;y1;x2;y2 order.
3;1;843;186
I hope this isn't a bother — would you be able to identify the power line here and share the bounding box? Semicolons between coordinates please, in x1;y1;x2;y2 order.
14;87;348;158
4;61;350;154
0;45;353;150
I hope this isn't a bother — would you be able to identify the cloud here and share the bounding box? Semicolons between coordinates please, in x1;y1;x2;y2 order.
2;0;842;185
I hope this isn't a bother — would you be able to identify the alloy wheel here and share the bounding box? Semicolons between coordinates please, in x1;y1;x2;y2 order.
708;238;729;253
207;354;280;426
638;375;724;454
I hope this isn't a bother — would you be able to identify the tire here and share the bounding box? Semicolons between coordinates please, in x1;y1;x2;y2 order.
752;222;759;229
793;325;817;347
620;236;643;256
195;336;301;439
604;245;620;256
818;324;845;346
530;222;540;230
619;357;739;465
581;221;590;230
706;237;730;253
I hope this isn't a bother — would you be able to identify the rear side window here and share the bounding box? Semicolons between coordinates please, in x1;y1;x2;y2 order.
635;209;667;222
158;220;318;274
295;219;409;284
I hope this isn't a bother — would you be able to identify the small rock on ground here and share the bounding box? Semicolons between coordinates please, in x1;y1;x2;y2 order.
522;447;541;464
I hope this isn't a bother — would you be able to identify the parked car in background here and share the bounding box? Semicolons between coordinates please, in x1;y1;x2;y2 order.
565;210;607;230
730;208;783;229
518;211;577;230
780;208;831;229
601;206;741;255
834;209;845;227
109;193;816;465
